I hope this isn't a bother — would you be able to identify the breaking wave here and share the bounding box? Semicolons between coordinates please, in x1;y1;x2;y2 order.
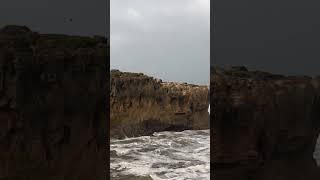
110;130;210;180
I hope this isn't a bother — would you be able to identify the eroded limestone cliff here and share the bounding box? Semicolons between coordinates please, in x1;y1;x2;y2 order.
0;25;108;180
211;66;320;180
110;70;209;138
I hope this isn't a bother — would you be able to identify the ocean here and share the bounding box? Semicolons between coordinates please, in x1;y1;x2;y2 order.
110;129;320;180
110;129;210;180
314;135;320;166
110;102;319;179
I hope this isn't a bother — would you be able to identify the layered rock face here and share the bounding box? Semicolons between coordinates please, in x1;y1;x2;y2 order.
0;26;108;179
211;66;320;180
110;70;209;138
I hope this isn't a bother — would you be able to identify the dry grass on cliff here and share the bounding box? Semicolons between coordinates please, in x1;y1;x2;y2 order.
111;69;148;78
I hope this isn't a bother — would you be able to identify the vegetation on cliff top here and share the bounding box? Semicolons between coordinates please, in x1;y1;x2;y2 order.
111;69;149;78
0;25;109;52
35;34;107;51
111;70;209;89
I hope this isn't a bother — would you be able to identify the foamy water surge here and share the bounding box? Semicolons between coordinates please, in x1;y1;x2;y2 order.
110;130;210;180
313;135;320;166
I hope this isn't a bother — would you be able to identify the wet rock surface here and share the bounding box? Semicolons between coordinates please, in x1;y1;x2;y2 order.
211;66;320;180
0;25;108;180
110;70;210;138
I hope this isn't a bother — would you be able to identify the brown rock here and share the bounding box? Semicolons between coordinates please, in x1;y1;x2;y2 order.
0;25;108;180
110;70;209;138
211;66;320;180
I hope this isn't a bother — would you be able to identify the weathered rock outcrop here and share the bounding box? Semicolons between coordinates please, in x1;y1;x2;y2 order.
211;66;320;180
0;25;108;179
110;70;209;138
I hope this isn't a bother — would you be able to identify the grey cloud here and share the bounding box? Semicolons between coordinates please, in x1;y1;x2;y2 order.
0;0;109;36
213;0;320;76
111;0;210;85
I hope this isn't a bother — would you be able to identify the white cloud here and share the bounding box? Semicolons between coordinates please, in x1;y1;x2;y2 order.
127;8;141;18
195;0;210;10
187;0;210;18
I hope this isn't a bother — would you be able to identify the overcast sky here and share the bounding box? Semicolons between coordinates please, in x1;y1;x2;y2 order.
213;0;320;76
111;0;210;85
0;0;109;36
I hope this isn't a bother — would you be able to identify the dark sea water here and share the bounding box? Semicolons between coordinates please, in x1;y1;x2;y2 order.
110;130;210;180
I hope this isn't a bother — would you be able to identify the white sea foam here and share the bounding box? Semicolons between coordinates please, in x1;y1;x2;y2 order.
313;134;320;166
110;129;210;179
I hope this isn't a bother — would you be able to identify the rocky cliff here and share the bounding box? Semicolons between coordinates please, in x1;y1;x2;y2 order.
211;66;320;180
0;25;108;180
110;70;209;138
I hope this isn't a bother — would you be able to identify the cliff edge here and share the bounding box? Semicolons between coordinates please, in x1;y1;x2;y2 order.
110;70;209;138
